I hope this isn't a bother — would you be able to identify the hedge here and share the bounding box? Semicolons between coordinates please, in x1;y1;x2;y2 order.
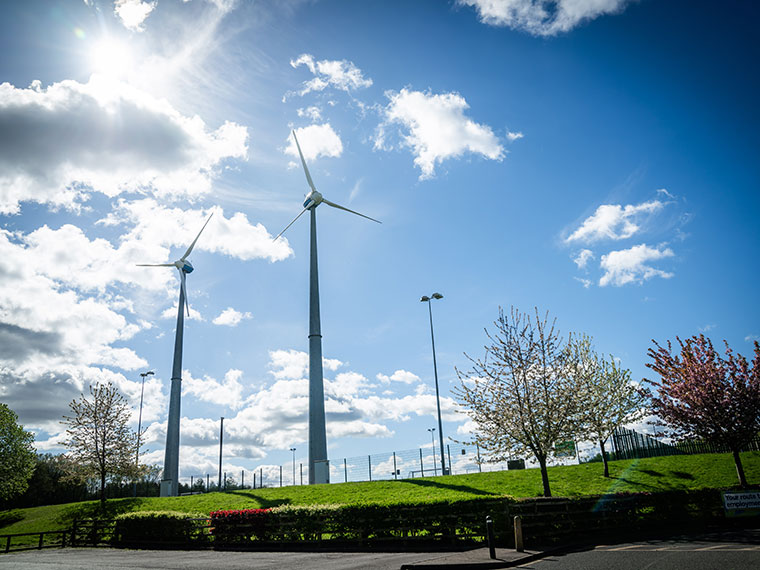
114;510;209;546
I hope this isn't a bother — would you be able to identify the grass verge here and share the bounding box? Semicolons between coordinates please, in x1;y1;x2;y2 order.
1;451;757;537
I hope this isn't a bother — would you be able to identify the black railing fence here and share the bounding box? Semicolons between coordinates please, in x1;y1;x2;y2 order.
611;426;760;460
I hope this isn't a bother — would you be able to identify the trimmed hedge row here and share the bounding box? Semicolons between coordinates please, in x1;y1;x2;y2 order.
102;489;751;549
114;511;209;546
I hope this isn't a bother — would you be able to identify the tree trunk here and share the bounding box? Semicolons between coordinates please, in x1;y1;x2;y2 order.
100;472;106;509
732;449;748;488
600;439;610;478
537;454;551;497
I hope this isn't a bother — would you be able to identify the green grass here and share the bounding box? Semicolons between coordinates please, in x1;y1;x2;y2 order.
2;451;757;537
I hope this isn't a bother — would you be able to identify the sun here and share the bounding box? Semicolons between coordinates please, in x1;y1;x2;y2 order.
89;38;135;79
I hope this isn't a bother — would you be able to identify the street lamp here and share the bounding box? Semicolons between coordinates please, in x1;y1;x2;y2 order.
427;428;437;476
133;370;154;497
218;417;224;491
421;292;446;476
290;448;297;486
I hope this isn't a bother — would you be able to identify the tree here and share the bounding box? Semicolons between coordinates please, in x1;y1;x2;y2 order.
61;382;140;507
571;337;648;477
454;307;581;497
0;404;36;501
645;335;760;488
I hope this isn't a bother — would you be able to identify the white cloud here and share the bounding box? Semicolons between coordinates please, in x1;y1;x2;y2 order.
599;244;675;287
376;370;421;385
574;277;592;288
376;88;504;179
566;200;665;244
744;335;759;343
101;199;292;263
285;123;343;161
572;248;594;269
161;302;204;321
297;106;322;121
212;307;252;326
114;0;156;31
289;54;372;97
459;0;632;36
268;349;343;380
0;76;248;214
506;130;524;141
698;324;716;333
183;368;246;410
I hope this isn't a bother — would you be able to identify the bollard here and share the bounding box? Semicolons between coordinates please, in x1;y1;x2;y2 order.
514;515;524;552
486;516;496;559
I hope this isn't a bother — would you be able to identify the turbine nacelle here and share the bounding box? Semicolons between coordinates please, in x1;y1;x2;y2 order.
303;189;323;210
176;259;194;273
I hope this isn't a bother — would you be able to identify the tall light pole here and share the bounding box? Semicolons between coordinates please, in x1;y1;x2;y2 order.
218;417;224;491
421;293;446;476
133;370;154;497
427;428;437;476
290;448;296;486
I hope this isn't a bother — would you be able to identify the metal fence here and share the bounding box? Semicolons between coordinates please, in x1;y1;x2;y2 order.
611;426;760;460
178;441;538;491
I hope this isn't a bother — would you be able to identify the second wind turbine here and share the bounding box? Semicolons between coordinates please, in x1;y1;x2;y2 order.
275;130;381;484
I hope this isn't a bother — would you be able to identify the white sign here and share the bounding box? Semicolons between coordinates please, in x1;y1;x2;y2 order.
723;491;760;517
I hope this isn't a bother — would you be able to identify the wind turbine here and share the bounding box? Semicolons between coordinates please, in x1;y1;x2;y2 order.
137;212;213;497
276;130;380;484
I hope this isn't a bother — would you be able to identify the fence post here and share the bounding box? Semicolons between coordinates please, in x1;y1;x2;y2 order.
514;515;524;552
393;452;398;480
368;455;372;481
486;516;496;559
38;532;44;549
420;448;424;476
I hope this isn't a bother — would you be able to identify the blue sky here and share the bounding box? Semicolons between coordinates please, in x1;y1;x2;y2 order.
1;0;758;484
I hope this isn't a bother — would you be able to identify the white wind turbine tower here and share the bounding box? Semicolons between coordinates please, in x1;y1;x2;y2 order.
276;130;381;484
137;213;213;497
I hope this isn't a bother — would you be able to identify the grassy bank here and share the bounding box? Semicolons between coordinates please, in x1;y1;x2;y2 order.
2;452;758;537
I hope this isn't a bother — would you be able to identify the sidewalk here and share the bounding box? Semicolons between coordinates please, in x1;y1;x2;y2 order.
399;546;547;569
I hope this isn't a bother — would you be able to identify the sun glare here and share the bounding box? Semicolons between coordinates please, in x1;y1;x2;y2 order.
89;38;134;78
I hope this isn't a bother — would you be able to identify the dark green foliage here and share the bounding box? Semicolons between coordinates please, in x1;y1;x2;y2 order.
114;510;208;545
0;403;36;501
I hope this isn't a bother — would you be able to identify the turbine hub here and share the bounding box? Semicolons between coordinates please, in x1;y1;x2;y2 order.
303;190;323;209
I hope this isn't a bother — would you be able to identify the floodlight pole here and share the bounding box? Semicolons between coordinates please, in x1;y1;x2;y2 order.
428;428;437;476
308;207;329;484
290;448;297;486
218;417;224;490
133;370;154;497
161;282;185;497
421;293;446;477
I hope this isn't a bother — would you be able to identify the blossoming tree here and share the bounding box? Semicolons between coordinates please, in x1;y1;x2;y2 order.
645;335;760;488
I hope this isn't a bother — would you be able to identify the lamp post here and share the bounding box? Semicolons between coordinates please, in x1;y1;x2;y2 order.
427;427;437;476
218;417;224;490
290;448;296;486
421;292;446;476
133;370;154;497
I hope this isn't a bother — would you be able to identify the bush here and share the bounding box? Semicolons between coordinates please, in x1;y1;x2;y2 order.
114;510;208;545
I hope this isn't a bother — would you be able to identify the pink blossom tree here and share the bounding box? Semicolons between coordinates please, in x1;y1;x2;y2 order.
645;335;760;488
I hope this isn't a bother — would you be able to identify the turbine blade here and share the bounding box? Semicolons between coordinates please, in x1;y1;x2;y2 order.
179;269;190;317
322;199;382;224
274;207;308;241
181;212;214;261
292;130;317;193
136;263;175;267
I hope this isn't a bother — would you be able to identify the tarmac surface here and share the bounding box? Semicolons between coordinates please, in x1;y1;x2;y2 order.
0;546;543;570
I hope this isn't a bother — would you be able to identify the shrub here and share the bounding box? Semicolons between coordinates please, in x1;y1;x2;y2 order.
115;510;207;545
